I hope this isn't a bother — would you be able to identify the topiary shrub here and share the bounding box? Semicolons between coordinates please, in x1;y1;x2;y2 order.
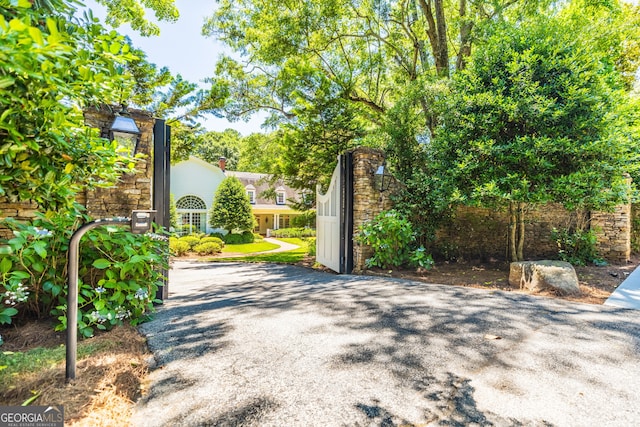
223;233;244;244
178;235;201;249
170;238;191;256
193;242;222;255
201;236;225;247
241;230;255;243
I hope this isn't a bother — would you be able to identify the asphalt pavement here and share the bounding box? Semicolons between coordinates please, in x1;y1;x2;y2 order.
132;261;640;426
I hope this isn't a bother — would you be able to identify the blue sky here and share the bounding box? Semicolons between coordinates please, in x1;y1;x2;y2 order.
83;0;267;135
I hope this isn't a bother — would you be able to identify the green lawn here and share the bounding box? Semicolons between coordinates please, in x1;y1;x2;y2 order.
211;238;309;263
222;241;279;254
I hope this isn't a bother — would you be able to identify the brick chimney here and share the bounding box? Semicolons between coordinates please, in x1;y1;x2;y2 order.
218;156;226;172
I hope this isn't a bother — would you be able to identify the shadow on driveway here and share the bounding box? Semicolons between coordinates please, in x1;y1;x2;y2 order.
132;262;640;426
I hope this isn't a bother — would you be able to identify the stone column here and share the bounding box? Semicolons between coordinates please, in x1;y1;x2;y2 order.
591;175;632;264
82;105;156;218
351;147;399;272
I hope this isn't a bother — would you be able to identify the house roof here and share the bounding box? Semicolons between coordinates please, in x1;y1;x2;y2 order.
224;170;299;206
180;157;300;207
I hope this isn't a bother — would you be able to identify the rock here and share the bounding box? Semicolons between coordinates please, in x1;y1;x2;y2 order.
509;260;580;296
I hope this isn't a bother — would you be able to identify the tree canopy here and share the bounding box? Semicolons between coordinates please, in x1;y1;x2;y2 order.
428;13;637;260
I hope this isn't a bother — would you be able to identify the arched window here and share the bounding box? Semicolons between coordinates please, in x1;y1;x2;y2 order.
176;195;207;235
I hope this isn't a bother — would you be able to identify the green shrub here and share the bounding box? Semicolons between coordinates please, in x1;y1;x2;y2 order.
0;206;168;336
241;230;255;243
253;233;264;242
209;232;225;240
201;236;225;247
193;242;222;255
551;227;605;266
223;233;244;244
178;235;201;249
291;211;316;228
305;237;316;256
355;209;432;270
169;238;191;256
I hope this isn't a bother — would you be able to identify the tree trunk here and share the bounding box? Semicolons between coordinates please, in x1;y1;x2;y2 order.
509;202;517;261
417;0;449;77
434;0;449;77
509;202;527;261
517;202;525;261
456;0;473;71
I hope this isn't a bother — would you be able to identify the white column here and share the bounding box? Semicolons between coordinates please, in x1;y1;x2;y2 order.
274;214;280;230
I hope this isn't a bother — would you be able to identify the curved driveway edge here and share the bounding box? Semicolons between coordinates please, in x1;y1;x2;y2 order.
132;261;640;426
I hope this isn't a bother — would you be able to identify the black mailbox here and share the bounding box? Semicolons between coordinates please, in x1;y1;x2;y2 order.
131;210;156;234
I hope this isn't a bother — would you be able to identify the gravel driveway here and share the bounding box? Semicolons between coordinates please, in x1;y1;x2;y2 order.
132;261;640;426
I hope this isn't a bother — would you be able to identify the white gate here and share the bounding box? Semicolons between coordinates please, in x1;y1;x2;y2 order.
316;154;353;273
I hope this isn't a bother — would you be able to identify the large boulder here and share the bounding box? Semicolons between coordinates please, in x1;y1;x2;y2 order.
509;260;580;296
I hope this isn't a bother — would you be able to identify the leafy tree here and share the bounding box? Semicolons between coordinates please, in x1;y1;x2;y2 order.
208;177;254;233
194;129;242;169
93;0;179;37
0;1;137;212
236;132;281;174
430;16;637;261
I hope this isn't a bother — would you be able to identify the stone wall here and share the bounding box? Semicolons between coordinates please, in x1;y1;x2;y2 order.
348;147;632;267
432;205;598;262
0;200;38;239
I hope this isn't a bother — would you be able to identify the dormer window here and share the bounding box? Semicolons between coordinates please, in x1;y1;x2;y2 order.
246;185;256;204
276;187;286;205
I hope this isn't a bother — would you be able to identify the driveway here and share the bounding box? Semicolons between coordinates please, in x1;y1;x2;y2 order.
132;262;640;426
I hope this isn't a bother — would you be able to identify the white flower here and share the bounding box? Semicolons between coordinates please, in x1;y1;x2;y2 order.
134;288;148;300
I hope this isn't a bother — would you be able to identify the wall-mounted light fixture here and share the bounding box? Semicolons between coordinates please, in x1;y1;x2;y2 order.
374;161;392;192
109;105;141;156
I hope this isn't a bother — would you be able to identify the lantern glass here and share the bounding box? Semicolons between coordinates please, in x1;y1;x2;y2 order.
374;163;391;192
109;112;140;156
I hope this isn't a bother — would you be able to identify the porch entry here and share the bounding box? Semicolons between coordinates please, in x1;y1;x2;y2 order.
316;152;354;273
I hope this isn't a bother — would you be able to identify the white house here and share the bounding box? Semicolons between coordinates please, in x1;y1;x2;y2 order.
171;156;303;235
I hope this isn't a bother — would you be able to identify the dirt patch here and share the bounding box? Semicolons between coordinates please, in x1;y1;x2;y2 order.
0;323;150;427
359;257;637;305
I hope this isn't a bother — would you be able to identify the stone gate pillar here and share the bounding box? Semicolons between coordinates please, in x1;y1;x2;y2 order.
82;105;156;218
351;147;399;272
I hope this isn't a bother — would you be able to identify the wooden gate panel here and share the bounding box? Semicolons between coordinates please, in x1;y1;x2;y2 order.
316;156;342;272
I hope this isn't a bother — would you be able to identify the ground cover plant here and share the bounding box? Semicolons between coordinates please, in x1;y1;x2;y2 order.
0;206;168;337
